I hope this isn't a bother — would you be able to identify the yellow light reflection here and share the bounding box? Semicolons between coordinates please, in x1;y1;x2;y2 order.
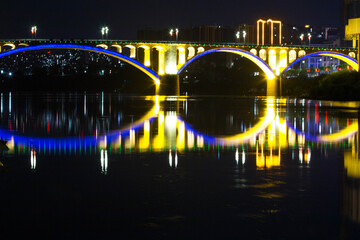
139;120;150;150
344;150;360;179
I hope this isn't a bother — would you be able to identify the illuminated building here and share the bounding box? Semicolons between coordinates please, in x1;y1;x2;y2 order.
257;19;282;45
343;0;360;47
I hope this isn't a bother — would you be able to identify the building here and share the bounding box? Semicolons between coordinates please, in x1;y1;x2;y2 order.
342;0;360;47
257;19;282;45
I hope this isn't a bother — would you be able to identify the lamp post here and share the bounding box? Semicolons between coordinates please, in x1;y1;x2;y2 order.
308;33;311;47
101;27;109;40
31;26;37;39
242;31;246;44
300;34;304;45
236;31;240;43
169;29;174;40
169;28;179;41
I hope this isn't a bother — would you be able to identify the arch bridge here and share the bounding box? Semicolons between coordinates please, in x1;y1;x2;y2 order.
0;39;358;95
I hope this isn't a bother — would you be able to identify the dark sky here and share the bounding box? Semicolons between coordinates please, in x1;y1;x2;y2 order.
0;0;340;39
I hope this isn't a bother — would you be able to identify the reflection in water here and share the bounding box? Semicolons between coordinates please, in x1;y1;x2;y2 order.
0;94;359;158
1;93;3;115
168;149;178;168
100;149;108;175
343;146;360;224
1;93;360;234
30;148;36;170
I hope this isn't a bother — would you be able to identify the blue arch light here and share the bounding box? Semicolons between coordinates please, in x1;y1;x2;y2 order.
177;48;276;80
0;44;160;84
283;51;359;73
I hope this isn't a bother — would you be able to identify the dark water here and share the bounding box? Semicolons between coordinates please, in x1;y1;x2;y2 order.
0;92;360;239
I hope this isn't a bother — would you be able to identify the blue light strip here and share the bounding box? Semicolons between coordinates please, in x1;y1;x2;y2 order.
283;51;359;73
0;44;160;81
177;48;274;75
0;116;156;150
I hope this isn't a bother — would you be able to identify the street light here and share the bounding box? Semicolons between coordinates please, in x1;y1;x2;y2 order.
236;31;240;43
31;26;37;39
175;28;179;41
242;30;247;44
101;26;109;39
308;33;311;47
300;34;304;44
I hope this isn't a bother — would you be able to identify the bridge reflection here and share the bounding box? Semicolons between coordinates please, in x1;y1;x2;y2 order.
1;95;359;172
2;93;360;228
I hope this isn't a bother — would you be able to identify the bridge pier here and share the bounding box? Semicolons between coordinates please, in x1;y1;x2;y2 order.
157;75;179;96
267;77;279;97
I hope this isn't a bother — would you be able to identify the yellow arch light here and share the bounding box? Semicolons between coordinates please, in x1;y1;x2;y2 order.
177;48;276;80
110;44;122;53
321;53;359;71
216;99;276;145
106;95;163;140
124;45;136;58
96;44;108;49
317;122;358;143
219;50;277;80
93;49;159;85
284;51;359;74
3;43;16;50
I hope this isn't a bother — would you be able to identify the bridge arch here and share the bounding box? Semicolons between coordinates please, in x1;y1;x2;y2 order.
298;50;306;58
0;44;160;85
177;48;276;80
197;47;205;54
18;43;29;48
289;50;297;63
152;46;165;75
138;45;151;67
349;52;356;59
2;43;16;51
177;46;186;65
110;44;122;53
124;45;136;58
187;47;195;59
259;49;267;61
283;51;359;73
95;44;108;50
250;49;257;56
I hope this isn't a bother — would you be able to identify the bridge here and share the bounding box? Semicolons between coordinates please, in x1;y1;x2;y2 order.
0;39;359;95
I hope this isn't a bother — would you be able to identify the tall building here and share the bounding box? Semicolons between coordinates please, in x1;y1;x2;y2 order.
257;19;282;45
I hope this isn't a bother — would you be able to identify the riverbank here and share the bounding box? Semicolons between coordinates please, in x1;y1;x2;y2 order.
282;71;360;101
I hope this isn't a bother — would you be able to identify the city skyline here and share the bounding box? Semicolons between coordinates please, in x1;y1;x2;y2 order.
0;0;340;39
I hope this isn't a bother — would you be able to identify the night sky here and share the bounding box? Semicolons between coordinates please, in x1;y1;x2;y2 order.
0;0;340;39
